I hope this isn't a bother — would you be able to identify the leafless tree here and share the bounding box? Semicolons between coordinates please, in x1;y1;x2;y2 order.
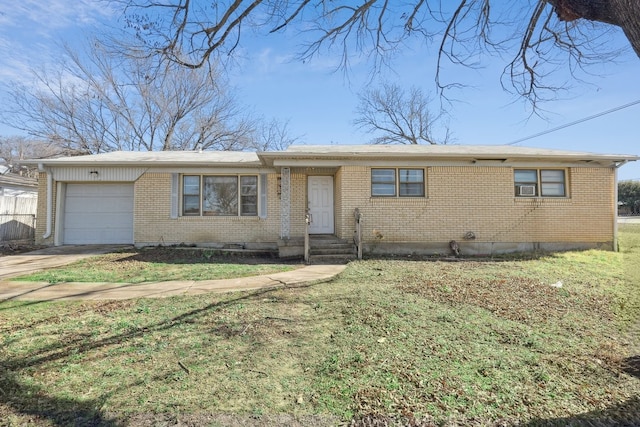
355;83;450;145
0;136;67;176
250;118;301;151
0;40;261;153
115;1;639;105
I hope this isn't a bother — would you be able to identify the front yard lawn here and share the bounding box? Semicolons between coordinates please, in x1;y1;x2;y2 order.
12;247;301;283
0;225;638;426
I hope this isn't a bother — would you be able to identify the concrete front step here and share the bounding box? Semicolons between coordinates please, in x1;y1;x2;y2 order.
310;247;355;255
308;235;356;262
308;254;357;264
309;236;350;243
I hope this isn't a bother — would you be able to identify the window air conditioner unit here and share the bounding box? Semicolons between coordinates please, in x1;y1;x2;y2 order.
518;185;536;196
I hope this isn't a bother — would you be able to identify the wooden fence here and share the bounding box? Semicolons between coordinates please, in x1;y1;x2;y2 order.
0;196;37;243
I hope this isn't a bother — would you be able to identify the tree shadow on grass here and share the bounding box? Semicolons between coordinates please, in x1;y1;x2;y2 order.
0;285;301;426
622;355;640;378
0;370;120;426
522;396;640;426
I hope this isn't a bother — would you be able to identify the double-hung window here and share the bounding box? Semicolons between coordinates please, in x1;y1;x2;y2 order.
514;169;566;197
183;176;201;215
371;168;425;197
182;175;258;216
240;176;258;216
371;169;397;196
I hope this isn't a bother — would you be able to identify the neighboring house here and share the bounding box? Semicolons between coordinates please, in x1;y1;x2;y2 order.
26;145;638;256
0;172;38;242
0;172;38;197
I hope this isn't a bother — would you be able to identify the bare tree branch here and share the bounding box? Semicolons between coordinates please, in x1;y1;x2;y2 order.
249;117;303;151
0;136;68;176
354;82;450;145
115;0;639;108
0;39;258;153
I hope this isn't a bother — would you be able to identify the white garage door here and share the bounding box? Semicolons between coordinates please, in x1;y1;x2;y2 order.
63;183;134;244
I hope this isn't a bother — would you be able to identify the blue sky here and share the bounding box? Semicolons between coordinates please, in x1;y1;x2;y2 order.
0;1;638;180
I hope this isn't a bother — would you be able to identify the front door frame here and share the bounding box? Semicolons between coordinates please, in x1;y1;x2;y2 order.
307;175;335;234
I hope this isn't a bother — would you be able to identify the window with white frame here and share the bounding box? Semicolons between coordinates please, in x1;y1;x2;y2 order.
182;175;258;216
514;169;566;197
371;168;425;197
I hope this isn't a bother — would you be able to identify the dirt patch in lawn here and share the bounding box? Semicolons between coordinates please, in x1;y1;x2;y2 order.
114;247;297;265
117;412;341;426
395;261;613;326
0;243;46;256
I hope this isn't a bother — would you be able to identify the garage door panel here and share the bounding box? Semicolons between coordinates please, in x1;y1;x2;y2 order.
64;202;133;215
64;228;133;244
65;212;133;225
63;184;134;244
67;185;132;197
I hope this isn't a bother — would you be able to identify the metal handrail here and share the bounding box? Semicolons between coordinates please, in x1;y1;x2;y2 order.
304;209;312;263
353;208;362;260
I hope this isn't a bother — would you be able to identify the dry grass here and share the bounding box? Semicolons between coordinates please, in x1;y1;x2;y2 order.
12;247;301;283
1;226;639;426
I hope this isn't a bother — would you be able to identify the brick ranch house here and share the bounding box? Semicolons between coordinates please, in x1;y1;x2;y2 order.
28;145;638;257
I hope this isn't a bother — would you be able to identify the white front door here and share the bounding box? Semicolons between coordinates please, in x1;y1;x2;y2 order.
307;176;334;234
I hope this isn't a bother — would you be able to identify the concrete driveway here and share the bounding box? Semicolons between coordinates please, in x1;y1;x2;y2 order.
0;245;131;281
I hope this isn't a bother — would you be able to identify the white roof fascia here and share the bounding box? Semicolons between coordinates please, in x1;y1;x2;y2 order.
23;146;639;169
23;152;262;168
263;154;638;168
279;144;639;161
147;166;277;174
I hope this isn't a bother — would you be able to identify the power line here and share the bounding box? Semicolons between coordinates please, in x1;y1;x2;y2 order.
506;99;640;145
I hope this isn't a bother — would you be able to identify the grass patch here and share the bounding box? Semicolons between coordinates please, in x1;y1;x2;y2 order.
619;223;640;326
12;247;300;283
1;226;639;426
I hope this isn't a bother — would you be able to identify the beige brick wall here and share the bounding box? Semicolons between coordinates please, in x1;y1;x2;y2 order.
34;173;46;244
282;173;304;238
134;173;282;245
34;165;616;250
335;165;615;245
34;172;55;246
334;168;343;236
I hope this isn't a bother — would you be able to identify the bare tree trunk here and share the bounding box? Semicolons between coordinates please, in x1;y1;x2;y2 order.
549;0;640;57
614;0;640;57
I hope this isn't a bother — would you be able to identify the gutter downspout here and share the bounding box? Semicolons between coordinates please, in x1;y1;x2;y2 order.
38;163;53;240
613;160;628;252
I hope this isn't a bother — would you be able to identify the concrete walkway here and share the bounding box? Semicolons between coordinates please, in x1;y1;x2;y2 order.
0;265;346;301
0;245;347;301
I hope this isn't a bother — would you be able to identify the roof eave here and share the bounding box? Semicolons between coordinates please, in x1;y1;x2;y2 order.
22;159;264;168
259;151;640;164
